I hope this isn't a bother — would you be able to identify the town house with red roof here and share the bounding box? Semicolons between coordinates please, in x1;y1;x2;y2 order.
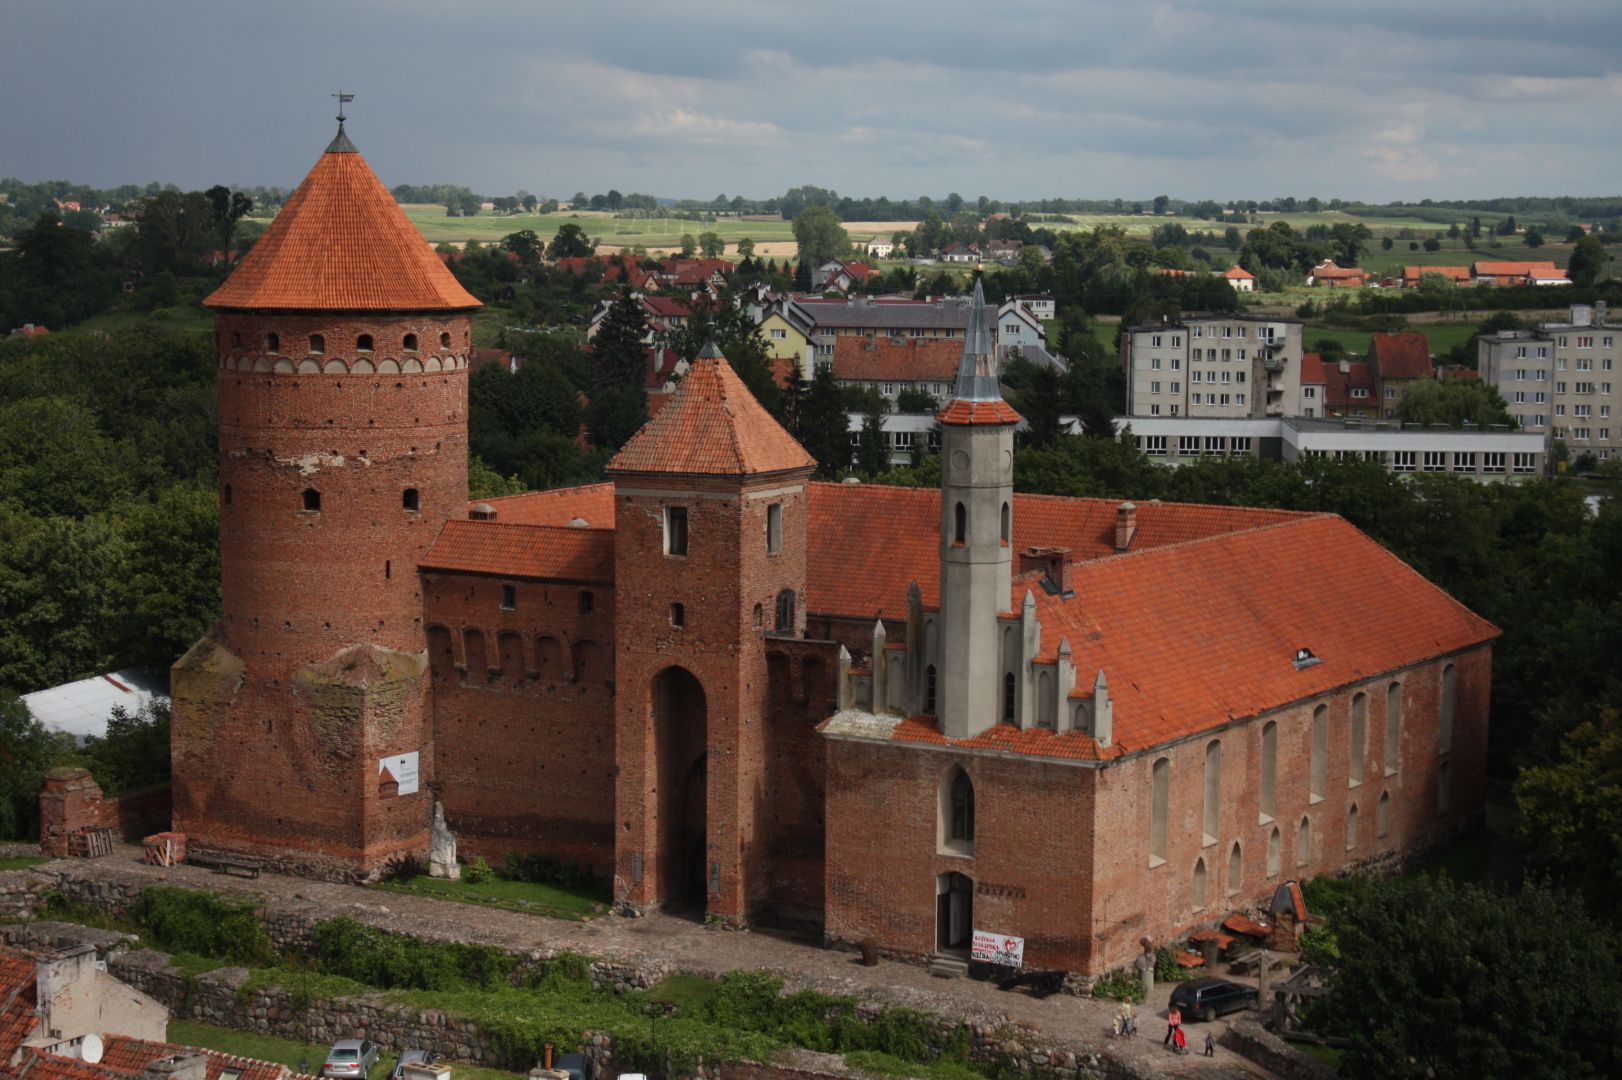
168;121;1497;978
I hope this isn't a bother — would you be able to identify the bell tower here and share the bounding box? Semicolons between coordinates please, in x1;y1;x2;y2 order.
937;278;1021;739
170;114;481;878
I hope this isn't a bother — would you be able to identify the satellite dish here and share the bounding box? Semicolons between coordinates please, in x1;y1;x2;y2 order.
82;1034;104;1065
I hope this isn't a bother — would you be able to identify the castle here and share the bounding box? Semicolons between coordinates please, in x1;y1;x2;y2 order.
170;123;1497;976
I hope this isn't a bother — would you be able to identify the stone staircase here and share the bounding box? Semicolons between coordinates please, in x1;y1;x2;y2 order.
926;952;969;978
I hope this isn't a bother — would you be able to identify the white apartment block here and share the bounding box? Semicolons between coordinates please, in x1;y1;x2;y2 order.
1116;415;1546;483
1478;302;1620;462
1121;315;1304;420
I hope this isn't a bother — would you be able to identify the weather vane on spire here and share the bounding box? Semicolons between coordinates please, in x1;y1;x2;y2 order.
333;91;354;125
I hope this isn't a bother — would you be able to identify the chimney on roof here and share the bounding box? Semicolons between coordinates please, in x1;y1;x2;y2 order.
1091;670;1113;747
469;503;497;521
1114;502;1138;553
1338;357;1350;375
1020;546;1074;594
145;1054;209;1080
1597;301;1609;325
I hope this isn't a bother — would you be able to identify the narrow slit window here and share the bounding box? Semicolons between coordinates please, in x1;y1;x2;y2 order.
266;332;280;353
766;503;782;554
500;584;516;611
578;590;595;615
223;484;232;508
308;334;325;355
670;602;685;628
953;502;967;544
403;488;420;512
665;506;689;556
302;488;321;512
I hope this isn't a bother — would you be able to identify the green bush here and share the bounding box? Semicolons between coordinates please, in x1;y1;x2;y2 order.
463;856;494;884
501;851;597;889
1154;945;1192;983
311;917;517;992
1089;970;1145;1003
130;887;274;966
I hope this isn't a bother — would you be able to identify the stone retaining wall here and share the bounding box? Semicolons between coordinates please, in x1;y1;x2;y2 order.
1219;1020;1338;1080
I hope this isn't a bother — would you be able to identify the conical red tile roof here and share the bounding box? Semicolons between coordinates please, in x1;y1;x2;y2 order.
204;128;479;312
607;351;815;477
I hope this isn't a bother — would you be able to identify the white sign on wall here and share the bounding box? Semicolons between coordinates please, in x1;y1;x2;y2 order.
378;752;420;796
971;929;1024;968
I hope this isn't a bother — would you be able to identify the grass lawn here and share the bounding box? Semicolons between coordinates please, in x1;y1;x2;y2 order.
1303;321;1479;358
79;302;213;336
372;873;610;921
0;855;48;871
167;1020;522;1080
646;974;720;1013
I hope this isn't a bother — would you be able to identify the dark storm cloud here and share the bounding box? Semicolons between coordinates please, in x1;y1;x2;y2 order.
1;0;1618;201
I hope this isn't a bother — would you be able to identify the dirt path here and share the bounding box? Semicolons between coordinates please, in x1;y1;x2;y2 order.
41;849;1275;1079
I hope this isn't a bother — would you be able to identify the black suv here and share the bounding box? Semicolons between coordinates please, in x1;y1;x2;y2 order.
1168;977;1259;1022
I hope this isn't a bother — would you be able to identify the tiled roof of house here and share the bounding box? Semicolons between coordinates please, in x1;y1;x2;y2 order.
12;1050;128;1080
96;1036;306;1080
607;351;815;477
1369;332;1432;380
937;399;1023;425
830;336;961;384
642;297;691;319
420;520;614;582
204;129;479;312
1299;351;1327;384
1222;266;1255;280
1323;360;1376;409
800;298;973;332
1473;260;1561;277
0;947;38;1061
1309;261;1366;281
1402;265;1471;284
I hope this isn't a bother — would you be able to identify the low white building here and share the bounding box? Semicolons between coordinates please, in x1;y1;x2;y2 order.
1115;415;1546;482
22;667;169;745
866;238;895;258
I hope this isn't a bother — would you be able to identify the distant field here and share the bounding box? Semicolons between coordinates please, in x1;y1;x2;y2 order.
1304;322;1480;357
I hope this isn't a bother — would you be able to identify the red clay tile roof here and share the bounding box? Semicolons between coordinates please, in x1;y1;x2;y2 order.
204;135;479;312
831;336;961;384
50;1035;318;1080
642;297;691;319
421;520;614;582
1222;266;1255;279
803;484;1305;621
1370;332;1432;380
608;355;815;477
937;399;1023;425
1309;261;1366;280
1473;260;1561;278
1299;351;1327;384
466;484;615;527
0;947;38;1060
13;1050;131;1080
1402;265;1472;283
890;715;1121;761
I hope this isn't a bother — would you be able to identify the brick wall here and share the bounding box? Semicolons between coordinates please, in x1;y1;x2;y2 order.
824;740;1094;972
423;572;617;874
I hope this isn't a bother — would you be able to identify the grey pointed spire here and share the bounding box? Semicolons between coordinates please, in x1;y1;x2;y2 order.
952;276;1000;402
697;338;726;360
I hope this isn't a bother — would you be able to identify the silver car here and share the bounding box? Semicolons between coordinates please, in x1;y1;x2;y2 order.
323;1040;379;1080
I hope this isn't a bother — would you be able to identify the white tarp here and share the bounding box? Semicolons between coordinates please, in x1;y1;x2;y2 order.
22;667;168;746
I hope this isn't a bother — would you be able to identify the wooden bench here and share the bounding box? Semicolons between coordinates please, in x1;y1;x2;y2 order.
185;851;261;879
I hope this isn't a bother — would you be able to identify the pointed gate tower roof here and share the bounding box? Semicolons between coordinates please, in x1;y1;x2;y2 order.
204;121;480;312
608;342;815;477
937;277;1021;425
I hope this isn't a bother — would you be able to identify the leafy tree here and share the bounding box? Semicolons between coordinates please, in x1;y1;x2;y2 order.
793;259;813;292
502;229;545;269
1012;360;1065;449
584;387;649;451
79;700;170;795
798;367;850;476
1423;237;1442;252
0;695;74;838
855;395;889;477
0;514;123;692
654;292;782;417
1516;706;1622;926
698;232;725;258
203;184;253;255
1381;237;1394;251
895;386;938;413
736;237;755;259
107;484;219;671
129;190;217;273
1151;195;1170;215
548;223;593;259
792;206;850;265
1396;378;1515;429
679;233;697;258
593;289;651;389
1568;234;1611;287
1523;228;1544;248
468;456;525;499
1319;875;1622;1080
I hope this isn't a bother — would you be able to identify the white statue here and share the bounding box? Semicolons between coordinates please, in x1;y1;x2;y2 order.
429;801;460;880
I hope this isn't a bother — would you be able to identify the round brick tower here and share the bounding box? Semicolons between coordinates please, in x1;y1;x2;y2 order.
170;119;480;879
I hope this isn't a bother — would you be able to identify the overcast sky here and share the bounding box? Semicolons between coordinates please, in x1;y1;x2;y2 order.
4;0;1620;204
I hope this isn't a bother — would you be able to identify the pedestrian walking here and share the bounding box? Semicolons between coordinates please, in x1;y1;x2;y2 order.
1164;1005;1182;1046
1204;1032;1215;1057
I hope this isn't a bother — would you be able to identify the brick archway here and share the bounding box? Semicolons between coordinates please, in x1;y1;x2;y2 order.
652;665;708;905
